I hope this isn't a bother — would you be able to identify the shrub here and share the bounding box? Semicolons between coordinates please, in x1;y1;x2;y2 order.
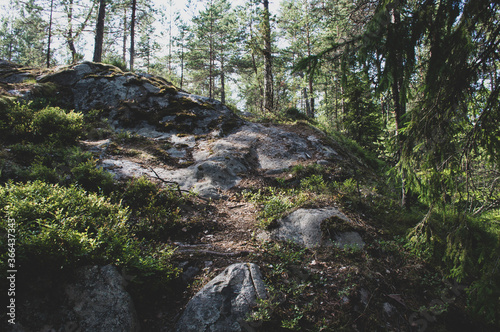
32;106;83;144
29;162;61;183
0;101;34;139
71;159;115;194
121;176;184;240
0;181;178;278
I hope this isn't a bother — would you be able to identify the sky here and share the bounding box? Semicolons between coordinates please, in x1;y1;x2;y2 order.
0;0;281;63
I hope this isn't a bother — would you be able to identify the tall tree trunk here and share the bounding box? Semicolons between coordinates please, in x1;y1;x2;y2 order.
305;3;314;117
303;87;310;115
122;7;127;64
93;0;106;63
46;0;54;67
209;0;214;99
180;44;184;89
389;7;407;207
130;0;137;71
249;18;264;112
263;0;273;112
220;54;225;104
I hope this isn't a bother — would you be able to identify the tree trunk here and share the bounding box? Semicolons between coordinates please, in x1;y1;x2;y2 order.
220;54;225;104
389;7;407;207
46;0;54;67
263;0;273;113
180;44;184;89
305;4;314;117
209;0;214;99
122;7;127;64
303;87;310;115
93;0;106;63
130;0;137;71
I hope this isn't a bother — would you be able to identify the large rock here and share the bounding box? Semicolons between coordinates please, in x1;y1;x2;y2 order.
65;265;140;332
175;263;267;332
270;207;361;248
101;122;339;199
36;61;242;136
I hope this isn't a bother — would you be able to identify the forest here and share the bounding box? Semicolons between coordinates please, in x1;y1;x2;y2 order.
0;0;499;331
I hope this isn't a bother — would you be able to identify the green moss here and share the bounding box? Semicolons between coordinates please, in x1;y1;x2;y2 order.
220;116;242;135
321;215;358;236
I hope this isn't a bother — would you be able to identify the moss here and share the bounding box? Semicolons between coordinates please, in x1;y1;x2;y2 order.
321;215;360;237
220;115;243;135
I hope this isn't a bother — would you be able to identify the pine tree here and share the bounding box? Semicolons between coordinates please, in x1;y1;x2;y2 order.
93;0;106;62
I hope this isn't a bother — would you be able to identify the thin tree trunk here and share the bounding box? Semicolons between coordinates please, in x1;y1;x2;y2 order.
180;44;184;89
220;54;225;104
209;0;214;99
46;0;54;67
390;7;407;207
263;0;273;113
122;7;127;64
305;2;314;117
65;0;76;63
130;0;137;71
93;0;106;63
303;87;310;115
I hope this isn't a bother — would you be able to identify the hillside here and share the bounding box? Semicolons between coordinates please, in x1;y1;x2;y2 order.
0;61;498;332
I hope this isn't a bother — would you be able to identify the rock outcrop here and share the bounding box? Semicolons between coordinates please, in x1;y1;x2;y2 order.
65;265;140;332
175;263;267;332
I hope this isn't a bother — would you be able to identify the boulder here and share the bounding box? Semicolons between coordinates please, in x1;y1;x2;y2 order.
271;207;355;248
65;265;140;332
333;231;365;249
36;62;241;136
175;263;267;332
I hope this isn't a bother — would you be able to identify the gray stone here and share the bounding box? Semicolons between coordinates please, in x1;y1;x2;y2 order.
333;231;365;249
65;265;140;332
175;263;267;332
271;208;351;248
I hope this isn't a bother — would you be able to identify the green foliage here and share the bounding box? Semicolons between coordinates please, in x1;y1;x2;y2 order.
247;241;311;330
71;159;115;194
342;70;383;153
32;106;83;144
0;101;83;145
406;209;500;325
28;162;61;183
121;176;184;240
0;181;178;279
0;101;33;139
300;174;327;193
243;187;307;229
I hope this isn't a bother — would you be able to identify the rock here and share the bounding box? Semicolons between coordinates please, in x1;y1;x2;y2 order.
333;231;365;249
271;208;351;248
175;263;267;332
36;62;241;137
65;265;140;332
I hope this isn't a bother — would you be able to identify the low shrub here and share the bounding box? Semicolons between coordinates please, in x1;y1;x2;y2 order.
0;181;178;278
32;106;83;144
71;159;115;194
121;176;184;240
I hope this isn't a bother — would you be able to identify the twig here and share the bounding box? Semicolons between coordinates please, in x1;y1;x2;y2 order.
148;166;210;203
176;248;250;257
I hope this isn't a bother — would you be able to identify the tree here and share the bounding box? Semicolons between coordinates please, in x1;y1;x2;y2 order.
1;0;48;66
184;0;241;102
61;0;97;64
129;0;136;70
262;0;273;112
93;0;106;62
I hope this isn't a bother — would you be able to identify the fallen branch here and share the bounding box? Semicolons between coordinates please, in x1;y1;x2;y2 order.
148;166;210;203
176;248;250;257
